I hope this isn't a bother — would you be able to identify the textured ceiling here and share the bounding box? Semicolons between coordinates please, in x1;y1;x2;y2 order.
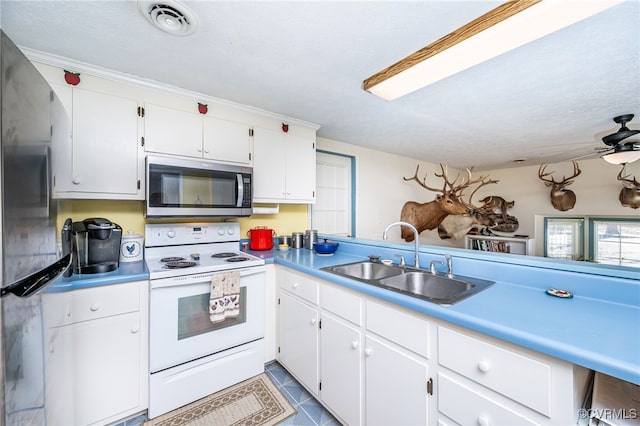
2;0;639;171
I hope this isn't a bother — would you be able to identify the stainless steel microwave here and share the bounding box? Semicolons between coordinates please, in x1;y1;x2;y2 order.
146;155;253;218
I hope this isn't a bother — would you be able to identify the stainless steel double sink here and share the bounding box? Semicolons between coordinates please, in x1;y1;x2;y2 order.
320;261;494;305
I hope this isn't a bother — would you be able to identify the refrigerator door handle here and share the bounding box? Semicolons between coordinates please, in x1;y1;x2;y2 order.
0;253;72;298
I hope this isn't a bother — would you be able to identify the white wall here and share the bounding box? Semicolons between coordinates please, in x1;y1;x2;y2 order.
317;137;463;247
317;136;640;254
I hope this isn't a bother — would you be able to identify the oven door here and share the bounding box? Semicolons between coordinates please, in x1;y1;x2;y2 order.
149;266;265;373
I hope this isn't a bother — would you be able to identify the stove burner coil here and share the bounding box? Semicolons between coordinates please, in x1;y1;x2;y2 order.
165;261;197;269
211;252;239;258
161;256;186;263
226;256;250;262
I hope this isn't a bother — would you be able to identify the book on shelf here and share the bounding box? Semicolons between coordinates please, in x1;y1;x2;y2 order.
470;238;511;253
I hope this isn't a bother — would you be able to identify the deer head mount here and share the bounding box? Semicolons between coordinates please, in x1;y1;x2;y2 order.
400;164;494;242
618;166;640;209
537;161;582;211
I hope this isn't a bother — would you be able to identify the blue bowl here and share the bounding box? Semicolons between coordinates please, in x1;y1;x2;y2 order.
313;239;339;254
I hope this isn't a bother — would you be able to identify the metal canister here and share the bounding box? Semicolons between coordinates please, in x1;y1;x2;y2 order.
278;235;291;246
291;232;304;248
304;229;318;249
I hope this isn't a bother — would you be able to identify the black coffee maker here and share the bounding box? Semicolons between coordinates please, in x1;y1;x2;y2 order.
65;218;122;274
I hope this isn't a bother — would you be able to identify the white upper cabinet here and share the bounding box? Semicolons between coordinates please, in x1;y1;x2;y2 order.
144;103;252;165
49;80;144;200
143;103;202;158
253;125;316;203
203;116;252;165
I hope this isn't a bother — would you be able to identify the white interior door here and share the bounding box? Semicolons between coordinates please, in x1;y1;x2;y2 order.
313;152;352;236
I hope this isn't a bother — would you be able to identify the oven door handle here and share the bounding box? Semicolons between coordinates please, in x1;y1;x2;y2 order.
236;174;243;208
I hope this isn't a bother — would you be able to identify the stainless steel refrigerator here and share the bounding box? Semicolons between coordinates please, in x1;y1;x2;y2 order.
1;30;72;425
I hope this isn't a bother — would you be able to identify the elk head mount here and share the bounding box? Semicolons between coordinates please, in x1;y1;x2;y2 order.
400;164;494;242
537;161;582;211
618;166;640;209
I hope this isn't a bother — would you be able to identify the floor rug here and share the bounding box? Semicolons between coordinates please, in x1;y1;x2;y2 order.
144;373;296;426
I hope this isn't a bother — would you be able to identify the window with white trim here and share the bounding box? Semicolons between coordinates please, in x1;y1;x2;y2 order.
544;216;640;267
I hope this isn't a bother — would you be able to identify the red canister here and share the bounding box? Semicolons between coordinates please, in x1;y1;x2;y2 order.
247;226;275;250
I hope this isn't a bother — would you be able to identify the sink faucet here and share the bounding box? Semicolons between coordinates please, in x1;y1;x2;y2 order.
429;260;443;275
445;254;453;277
429;254;453;276
383;221;420;269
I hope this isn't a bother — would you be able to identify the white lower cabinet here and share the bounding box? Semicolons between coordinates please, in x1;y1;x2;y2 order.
319;313;362;425
437;325;589;426
278;291;319;395
43;281;149;426
278;271;319;396
364;335;430;425
319;278;364;425
276;266;588;426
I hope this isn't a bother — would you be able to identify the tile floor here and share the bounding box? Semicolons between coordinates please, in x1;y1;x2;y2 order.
116;361;340;426
265;361;341;426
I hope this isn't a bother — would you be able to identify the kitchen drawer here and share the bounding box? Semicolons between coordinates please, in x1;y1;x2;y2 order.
438;373;539;426
438;326;551;416
279;268;319;305
366;299;429;358
72;283;141;323
321;282;362;325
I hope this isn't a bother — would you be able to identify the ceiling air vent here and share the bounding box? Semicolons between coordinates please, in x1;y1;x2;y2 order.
138;0;198;36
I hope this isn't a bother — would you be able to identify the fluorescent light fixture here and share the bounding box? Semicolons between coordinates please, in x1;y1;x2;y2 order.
602;148;640;165
363;0;624;101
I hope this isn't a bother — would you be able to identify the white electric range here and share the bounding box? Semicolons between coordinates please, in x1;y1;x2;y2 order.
144;222;266;419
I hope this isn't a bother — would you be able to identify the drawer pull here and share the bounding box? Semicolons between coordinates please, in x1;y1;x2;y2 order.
478;415;490;426
364;348;373;357
478;360;491;373
90;304;100;312
351;341;359;349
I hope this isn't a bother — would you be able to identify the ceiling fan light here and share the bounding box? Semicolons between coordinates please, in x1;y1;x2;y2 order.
602;150;640;165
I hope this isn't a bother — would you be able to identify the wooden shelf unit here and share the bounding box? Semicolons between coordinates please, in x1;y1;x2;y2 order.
465;235;534;255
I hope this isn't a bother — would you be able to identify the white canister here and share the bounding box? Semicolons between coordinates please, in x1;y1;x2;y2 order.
120;230;144;263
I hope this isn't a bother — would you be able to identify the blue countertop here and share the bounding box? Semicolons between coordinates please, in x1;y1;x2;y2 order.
46;261;149;292
48;239;639;385
265;240;640;386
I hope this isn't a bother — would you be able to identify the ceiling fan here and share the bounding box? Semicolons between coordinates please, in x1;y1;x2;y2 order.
570;114;640;164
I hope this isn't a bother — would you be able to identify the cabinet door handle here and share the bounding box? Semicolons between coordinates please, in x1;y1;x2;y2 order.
351;341;359;349
478;360;491;373
204;148;210;154
292;283;299;289
90;304;100;312
72;178;81;185
364;348;373;357
478;415;491;426
131;326;139;334
197;148;202;152
310;318;317;325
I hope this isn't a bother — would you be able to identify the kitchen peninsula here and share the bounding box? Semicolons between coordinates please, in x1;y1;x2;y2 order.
261;236;639;425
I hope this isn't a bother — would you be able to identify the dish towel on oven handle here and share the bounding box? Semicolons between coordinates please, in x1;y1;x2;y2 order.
209;271;241;323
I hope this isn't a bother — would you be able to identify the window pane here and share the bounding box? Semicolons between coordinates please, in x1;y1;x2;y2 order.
592;220;640;267
545;218;584;260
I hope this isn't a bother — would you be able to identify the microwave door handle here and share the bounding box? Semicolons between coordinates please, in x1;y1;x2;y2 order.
236;174;243;207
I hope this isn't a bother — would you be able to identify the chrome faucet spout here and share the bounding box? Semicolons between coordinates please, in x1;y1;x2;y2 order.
382;221;420;269
444;254;453;277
